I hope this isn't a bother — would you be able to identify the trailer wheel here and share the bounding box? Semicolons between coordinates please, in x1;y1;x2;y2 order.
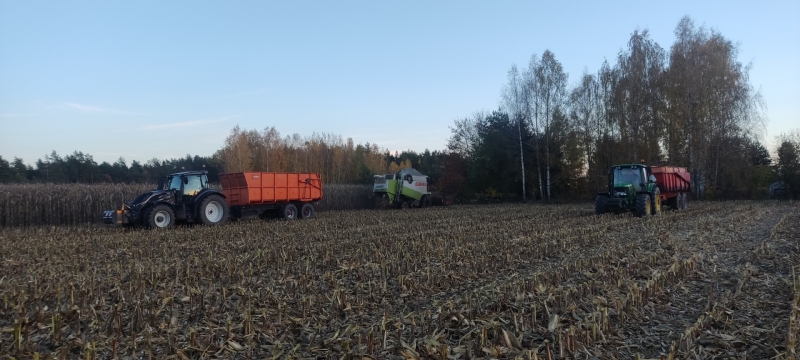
635;194;651;218
144;204;175;229
199;195;228;226
280;204;298;220
680;193;689;210
300;203;315;219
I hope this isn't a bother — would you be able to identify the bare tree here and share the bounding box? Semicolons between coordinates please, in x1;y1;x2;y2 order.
616;29;666;163
530;50;568;200
569;70;602;195
501;65;528;201
523;54;544;200
447;111;485;158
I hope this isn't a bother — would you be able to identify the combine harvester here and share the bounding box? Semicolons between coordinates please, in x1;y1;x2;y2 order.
103;171;322;228
595;163;690;217
373;168;447;209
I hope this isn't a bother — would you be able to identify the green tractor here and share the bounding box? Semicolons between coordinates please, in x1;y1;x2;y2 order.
595;164;662;217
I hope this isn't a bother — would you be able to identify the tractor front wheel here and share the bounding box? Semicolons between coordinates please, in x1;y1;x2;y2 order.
595;195;607;215
144;204;175;229
635;194;651;218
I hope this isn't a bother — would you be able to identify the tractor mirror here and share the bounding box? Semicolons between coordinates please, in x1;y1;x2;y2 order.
183;177;189;185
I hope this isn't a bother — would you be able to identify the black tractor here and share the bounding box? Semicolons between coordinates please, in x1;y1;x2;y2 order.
102;171;228;229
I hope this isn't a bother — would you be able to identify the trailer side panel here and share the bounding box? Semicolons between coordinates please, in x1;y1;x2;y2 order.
219;172;322;206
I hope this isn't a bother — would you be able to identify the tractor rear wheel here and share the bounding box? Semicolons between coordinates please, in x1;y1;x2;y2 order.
300;203;315;219
650;187;662;216
199;195;228;226
635;194;651;218
144;204;175;229
594;195;607;215
280;204;298;220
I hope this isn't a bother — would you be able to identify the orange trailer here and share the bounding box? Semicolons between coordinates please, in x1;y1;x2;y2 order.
219;172;322;219
650;166;690;210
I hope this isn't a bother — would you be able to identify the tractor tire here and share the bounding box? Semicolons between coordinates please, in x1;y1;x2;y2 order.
300;203;315;219
144;204;175;229
421;196;432;208
199;195;228;226
594;195;607;215
650;187;662;216
400;201;410;210
635;194;651;218
280;203;298;220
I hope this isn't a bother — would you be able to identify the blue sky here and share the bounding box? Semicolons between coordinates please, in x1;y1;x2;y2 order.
1;1;798;165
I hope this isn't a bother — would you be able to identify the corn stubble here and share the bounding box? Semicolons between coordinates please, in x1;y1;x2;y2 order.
0;201;797;359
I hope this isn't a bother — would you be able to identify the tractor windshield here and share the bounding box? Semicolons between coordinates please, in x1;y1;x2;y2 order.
613;168;643;191
166;176;182;191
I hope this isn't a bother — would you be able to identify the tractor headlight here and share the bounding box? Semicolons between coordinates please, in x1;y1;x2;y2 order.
616;192;627;197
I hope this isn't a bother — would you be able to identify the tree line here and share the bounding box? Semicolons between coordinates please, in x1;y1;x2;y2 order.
437;16;798;201
0;151;223;184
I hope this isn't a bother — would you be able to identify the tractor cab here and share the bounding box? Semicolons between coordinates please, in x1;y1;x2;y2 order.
372;174;394;193
611;165;649;194
159;172;209;201
596;164;660;217
159;172;208;192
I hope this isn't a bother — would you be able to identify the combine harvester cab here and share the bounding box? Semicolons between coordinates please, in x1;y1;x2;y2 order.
373;168;433;209
595;164;690;217
102;171;322;229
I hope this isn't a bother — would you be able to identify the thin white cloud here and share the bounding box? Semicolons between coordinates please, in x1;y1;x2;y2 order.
65;102;149;115
140;115;238;130
65;102;107;112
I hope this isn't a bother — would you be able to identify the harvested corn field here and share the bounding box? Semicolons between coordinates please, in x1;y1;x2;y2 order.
0;202;798;359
